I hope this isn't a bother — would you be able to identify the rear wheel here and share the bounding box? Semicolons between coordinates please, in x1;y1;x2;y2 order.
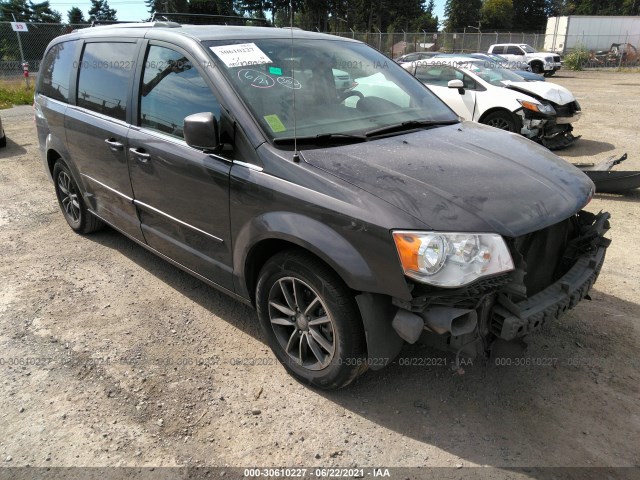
255;250;367;389
481;110;519;133
53;159;104;234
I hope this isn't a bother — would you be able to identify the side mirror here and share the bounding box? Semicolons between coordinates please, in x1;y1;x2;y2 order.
184;112;220;151
448;79;465;94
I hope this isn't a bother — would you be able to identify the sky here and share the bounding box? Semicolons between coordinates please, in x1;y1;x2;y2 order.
47;0;447;24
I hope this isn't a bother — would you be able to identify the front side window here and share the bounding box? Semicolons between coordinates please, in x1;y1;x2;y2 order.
38;41;76;102
506;46;524;55
139;45;221;139
415;65;462;87
205;38;457;144
76;42;137;121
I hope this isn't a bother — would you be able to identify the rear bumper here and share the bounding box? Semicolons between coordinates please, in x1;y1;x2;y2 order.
492;211;610;341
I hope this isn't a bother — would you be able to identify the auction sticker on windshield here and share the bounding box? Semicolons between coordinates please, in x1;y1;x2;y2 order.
210;43;272;68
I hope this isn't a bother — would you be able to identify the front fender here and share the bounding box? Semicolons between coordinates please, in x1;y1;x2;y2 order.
233;212;376;299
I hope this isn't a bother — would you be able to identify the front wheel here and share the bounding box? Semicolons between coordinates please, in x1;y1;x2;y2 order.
481;110;520;133
53;159;104;234
255;250;367;389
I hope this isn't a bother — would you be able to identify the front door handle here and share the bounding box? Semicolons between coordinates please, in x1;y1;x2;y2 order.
104;138;124;150
129;147;151;162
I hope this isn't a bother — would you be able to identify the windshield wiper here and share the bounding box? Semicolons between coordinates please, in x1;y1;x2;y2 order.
273;133;368;146
365;119;459;138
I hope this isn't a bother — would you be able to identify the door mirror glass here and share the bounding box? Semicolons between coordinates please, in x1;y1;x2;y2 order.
184;112;220;151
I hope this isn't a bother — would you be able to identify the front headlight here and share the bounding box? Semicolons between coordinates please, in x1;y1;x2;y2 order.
392;231;514;287
545;56;553;63
518;99;556;116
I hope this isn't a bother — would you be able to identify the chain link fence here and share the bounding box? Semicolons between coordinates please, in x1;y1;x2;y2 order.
0;22;89;79
332;31;548;58
2;21;640;80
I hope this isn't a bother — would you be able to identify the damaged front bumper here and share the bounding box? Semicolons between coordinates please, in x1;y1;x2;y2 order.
360;211;611;368
492;211;610;341
517;101;582;150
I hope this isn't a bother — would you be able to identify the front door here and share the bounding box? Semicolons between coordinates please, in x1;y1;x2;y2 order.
127;43;234;290
415;65;477;120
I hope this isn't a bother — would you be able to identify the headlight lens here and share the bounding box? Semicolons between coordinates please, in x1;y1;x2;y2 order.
392;231;514;287
545;56;553;63
518;99;556;115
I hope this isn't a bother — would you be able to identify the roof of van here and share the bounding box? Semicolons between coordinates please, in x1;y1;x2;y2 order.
66;23;359;43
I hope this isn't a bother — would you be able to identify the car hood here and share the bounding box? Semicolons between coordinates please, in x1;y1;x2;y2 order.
503;80;574;105
301;122;593;237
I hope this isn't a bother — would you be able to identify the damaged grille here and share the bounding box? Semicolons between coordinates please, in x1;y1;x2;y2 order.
509;217;576;297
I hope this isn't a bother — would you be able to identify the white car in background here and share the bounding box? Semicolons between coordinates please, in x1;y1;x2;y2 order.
402;58;581;149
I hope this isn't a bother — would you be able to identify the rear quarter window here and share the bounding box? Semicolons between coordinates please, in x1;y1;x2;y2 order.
38;41;77;103
76;42;137;122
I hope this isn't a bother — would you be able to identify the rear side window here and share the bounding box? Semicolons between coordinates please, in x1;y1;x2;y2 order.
138;45;221;139
491;46;504;54
77;42;137;122
38;41;76;102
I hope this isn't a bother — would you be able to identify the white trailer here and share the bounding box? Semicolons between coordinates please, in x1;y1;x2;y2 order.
544;16;640;54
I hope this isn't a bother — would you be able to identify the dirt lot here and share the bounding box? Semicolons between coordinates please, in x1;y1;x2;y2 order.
1;71;639;477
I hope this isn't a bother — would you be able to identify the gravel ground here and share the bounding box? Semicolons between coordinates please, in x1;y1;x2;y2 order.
0;71;639;477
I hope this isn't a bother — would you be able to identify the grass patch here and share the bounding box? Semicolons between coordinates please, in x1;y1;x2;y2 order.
563;45;590;71
0;79;35;109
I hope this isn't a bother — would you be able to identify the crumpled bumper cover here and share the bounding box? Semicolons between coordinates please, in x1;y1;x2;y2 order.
492;211;611;341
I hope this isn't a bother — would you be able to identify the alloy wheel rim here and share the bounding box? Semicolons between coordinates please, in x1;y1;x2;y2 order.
58;171;80;223
487;118;511;130
268;276;336;371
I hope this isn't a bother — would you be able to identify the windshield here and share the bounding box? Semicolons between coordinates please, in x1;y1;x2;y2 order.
520;44;536;53
463;61;525;86
205;38;457;143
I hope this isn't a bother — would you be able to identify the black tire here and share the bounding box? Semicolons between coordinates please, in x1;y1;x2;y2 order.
255;250;367;389
0;132;6;148
530;62;543;74
481;110;520;133
53;159;104;234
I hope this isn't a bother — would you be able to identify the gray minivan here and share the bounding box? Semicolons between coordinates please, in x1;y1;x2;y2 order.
35;22;610;389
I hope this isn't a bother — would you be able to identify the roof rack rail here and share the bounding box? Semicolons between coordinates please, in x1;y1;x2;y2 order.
88;20;181;28
150;12;269;27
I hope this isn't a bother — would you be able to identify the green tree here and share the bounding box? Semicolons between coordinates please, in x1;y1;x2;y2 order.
622;0;640;14
481;0;513;29
445;0;482;30
512;0;546;30
145;0;188;16
88;0;117;21
0;0;32;20
67;6;85;23
0;0;61;22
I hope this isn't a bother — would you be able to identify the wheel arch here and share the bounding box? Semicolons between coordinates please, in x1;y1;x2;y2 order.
236;215;377;305
478;106;521;125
